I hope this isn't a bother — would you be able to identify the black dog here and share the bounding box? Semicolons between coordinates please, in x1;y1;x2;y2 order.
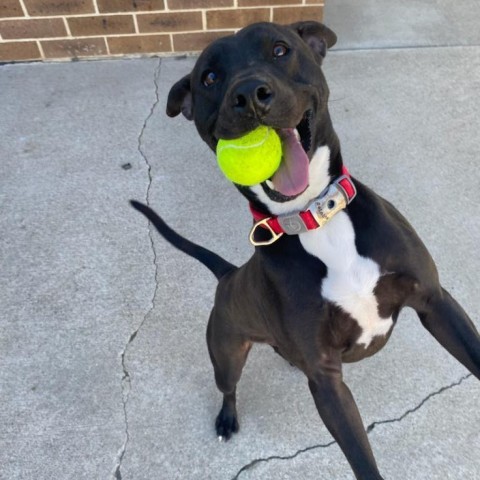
131;21;480;479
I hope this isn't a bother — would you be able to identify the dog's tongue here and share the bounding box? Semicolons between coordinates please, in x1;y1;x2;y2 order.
271;129;309;197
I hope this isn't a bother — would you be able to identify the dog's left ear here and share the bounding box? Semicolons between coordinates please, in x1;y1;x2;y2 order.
166;74;193;120
290;21;337;62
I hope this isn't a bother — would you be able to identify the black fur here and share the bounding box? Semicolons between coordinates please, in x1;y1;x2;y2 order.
132;21;480;480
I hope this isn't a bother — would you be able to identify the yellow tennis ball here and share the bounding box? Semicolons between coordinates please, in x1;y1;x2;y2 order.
216;126;282;186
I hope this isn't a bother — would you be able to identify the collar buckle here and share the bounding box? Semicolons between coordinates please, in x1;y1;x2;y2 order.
307;176;355;228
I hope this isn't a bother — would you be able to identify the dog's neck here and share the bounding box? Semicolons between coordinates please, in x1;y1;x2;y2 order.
316;111;343;178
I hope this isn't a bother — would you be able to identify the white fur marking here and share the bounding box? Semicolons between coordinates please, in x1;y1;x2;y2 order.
252;145;393;348
300;213;393;347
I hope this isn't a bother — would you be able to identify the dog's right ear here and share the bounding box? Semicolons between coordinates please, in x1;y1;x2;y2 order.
166;74;193;120
290;21;337;63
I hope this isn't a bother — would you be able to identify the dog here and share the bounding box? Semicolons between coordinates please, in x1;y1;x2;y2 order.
131;21;480;479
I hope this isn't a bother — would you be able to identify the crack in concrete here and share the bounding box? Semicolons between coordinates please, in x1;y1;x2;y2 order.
231;373;473;479
366;373;472;433
231;440;337;480
112;57;163;480
137;57;162;209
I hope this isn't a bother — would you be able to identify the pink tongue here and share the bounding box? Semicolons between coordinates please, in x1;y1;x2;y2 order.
271;128;310;197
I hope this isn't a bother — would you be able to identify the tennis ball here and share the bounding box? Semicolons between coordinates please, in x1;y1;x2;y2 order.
216;126;282;186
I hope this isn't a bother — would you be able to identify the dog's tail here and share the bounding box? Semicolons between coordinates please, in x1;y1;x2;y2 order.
130;201;237;280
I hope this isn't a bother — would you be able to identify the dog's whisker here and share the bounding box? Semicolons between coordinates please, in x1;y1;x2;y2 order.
329;96;347;103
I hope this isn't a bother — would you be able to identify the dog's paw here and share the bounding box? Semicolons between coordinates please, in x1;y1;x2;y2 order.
215;406;239;441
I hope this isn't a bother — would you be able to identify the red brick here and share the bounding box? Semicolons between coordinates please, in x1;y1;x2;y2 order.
23;0;94;16
68;15;135;36
108;34;171;54
207;8;269;30
97;0;164;13
0;41;40;61
42;37;107;58
0;0;24;18
137;11;202;33
0;18;66;39
239;0;300;6
172;30;231;52
273;6;323;24
167;0;232;8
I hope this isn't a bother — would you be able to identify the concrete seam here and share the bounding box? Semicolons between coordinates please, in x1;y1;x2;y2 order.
331;44;480;53
231;373;473;479
111;56;163;480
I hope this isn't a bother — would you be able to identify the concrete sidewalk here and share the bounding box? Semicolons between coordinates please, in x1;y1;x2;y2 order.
1;1;479;479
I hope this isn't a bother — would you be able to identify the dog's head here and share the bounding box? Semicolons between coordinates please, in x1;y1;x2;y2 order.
167;21;338;213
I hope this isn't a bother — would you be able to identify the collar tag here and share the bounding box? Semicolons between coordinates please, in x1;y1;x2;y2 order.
277;213;310;235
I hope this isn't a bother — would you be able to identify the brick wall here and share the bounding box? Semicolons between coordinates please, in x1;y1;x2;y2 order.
0;0;323;62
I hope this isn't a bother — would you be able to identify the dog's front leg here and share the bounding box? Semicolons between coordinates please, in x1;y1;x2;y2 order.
307;355;384;480
416;287;480;379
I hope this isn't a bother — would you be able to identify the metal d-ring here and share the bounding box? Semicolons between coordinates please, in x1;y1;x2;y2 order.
249;218;284;246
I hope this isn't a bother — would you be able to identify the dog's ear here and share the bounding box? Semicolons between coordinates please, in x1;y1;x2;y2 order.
290;21;337;61
166;74;193;120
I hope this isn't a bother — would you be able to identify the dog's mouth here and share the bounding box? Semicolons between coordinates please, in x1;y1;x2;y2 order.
263;110;313;202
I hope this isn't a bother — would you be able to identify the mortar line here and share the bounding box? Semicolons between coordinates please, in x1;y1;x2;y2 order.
231;373;473;479
112;56;163;480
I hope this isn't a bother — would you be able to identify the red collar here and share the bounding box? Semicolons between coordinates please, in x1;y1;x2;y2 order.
249;166;356;246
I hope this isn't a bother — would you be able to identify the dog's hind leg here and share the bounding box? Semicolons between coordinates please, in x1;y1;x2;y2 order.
298;326;384;479
206;310;252;441
307;360;385;480
415;287;480;379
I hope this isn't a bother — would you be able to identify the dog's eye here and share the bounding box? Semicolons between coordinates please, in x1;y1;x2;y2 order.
273;43;289;58
202;71;218;87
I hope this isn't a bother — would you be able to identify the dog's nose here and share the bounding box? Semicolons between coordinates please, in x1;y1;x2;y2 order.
233;80;273;116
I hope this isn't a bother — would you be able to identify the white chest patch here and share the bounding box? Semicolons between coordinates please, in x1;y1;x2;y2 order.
249;145;393;348
299;213;393;347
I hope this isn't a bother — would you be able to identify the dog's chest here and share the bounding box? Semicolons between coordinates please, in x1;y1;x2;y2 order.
299;212;393;347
